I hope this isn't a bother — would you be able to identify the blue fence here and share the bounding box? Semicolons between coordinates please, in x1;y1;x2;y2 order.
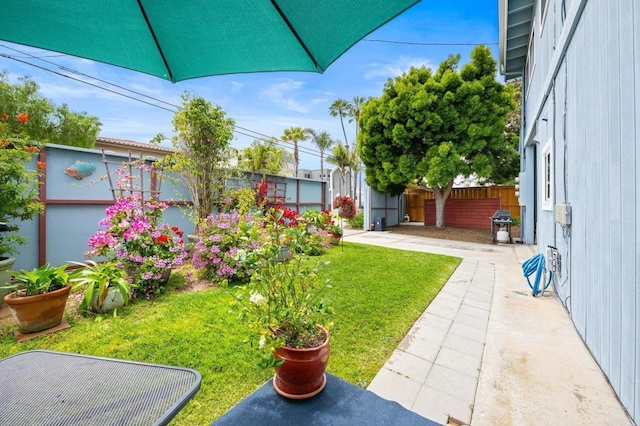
12;144;328;270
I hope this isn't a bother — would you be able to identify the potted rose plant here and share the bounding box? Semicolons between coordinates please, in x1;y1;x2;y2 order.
226;209;332;399
0;112;44;304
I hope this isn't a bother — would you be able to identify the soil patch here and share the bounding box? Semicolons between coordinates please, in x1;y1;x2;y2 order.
388;223;520;245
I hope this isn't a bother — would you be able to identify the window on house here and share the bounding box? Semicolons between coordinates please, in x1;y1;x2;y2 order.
541;139;553;211
305;174;311;179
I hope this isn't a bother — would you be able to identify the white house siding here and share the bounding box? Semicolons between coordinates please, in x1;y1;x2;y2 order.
518;0;639;421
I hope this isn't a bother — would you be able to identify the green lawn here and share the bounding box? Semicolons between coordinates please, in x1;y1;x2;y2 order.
0;243;460;424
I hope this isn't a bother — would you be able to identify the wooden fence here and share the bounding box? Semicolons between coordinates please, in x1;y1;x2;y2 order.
405;185;519;224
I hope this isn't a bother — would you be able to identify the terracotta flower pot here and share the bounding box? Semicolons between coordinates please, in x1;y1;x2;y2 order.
3;285;71;333
273;325;330;399
330;232;342;245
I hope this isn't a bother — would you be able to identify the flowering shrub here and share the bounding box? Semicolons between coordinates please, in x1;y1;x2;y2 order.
271;205;301;227
192;211;263;282
254;179;285;209
85;165;187;299
334;195;356;220
0;112;44;257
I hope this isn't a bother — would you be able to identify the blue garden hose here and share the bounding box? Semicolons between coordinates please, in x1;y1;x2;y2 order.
522;253;553;296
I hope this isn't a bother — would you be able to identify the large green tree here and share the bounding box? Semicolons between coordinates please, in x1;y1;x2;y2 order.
487;79;521;184
0;73;101;148
160;93;235;227
358;45;516;228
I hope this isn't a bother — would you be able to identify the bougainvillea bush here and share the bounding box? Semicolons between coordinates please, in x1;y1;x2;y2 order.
192;211;264;282
86;193;188;299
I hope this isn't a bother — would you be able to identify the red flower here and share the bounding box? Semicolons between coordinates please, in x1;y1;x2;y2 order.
155;235;168;244
1;113;8;120
171;226;179;232
37;161;46;170
24;145;38;153
17;113;29;123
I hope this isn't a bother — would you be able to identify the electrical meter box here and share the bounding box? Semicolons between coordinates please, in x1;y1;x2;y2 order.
554;204;572;225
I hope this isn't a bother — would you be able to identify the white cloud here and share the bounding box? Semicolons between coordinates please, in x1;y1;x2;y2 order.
230;81;244;92
261;79;317;113
363;56;433;81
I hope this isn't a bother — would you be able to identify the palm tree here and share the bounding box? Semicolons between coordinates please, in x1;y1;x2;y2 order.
326;142;351;199
240;138;288;179
348;96;366;207
281;126;309;177
305;129;334;181
328;99;351;151
348;96;366;140
349;147;362;208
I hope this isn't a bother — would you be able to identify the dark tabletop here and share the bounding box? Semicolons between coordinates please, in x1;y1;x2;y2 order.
213;374;440;426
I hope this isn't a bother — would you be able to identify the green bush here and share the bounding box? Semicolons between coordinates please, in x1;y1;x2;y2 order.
347;211;364;229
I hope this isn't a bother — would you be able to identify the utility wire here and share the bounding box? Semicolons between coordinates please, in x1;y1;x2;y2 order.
0;48;328;158
363;39;498;46
0;43;181;110
0;53;177;113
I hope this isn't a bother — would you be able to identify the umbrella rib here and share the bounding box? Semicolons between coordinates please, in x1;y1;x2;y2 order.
137;0;175;82
269;0;320;71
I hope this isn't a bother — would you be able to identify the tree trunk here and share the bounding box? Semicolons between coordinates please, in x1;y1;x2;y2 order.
431;180;454;229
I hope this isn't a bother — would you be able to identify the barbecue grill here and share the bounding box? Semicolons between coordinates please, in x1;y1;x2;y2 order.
491;210;512;243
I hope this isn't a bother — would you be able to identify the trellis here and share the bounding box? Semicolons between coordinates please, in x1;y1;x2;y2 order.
101;150;162;207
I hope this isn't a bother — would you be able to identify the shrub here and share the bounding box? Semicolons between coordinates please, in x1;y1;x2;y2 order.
192;211;263;283
86;193;188;299
347;211;364;229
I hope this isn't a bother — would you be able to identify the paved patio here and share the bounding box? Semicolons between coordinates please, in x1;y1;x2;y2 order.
342;228;632;426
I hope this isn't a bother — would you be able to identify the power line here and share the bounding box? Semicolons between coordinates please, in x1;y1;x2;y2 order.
0;43;181;110
0;48;329;158
0;53;177;113
363;39;498;46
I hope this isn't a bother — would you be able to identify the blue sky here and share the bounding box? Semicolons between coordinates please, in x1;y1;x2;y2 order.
0;1;499;170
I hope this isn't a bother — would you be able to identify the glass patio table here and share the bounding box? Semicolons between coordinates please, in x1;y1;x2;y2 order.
0;350;201;425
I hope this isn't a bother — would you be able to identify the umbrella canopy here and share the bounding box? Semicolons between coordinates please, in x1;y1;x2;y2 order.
1;0;419;83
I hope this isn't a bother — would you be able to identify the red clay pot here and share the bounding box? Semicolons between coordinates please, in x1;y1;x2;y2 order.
3;285;71;333
273;325;330;399
330;232;342;245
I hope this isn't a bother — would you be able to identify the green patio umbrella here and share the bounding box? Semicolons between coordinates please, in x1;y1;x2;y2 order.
0;0;419;83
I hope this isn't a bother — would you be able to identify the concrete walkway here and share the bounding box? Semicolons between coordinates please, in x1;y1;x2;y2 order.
342;229;632;426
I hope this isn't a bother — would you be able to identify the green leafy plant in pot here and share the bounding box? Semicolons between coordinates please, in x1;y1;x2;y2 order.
1;263;80;333
69;260;131;316
225;211;333;399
